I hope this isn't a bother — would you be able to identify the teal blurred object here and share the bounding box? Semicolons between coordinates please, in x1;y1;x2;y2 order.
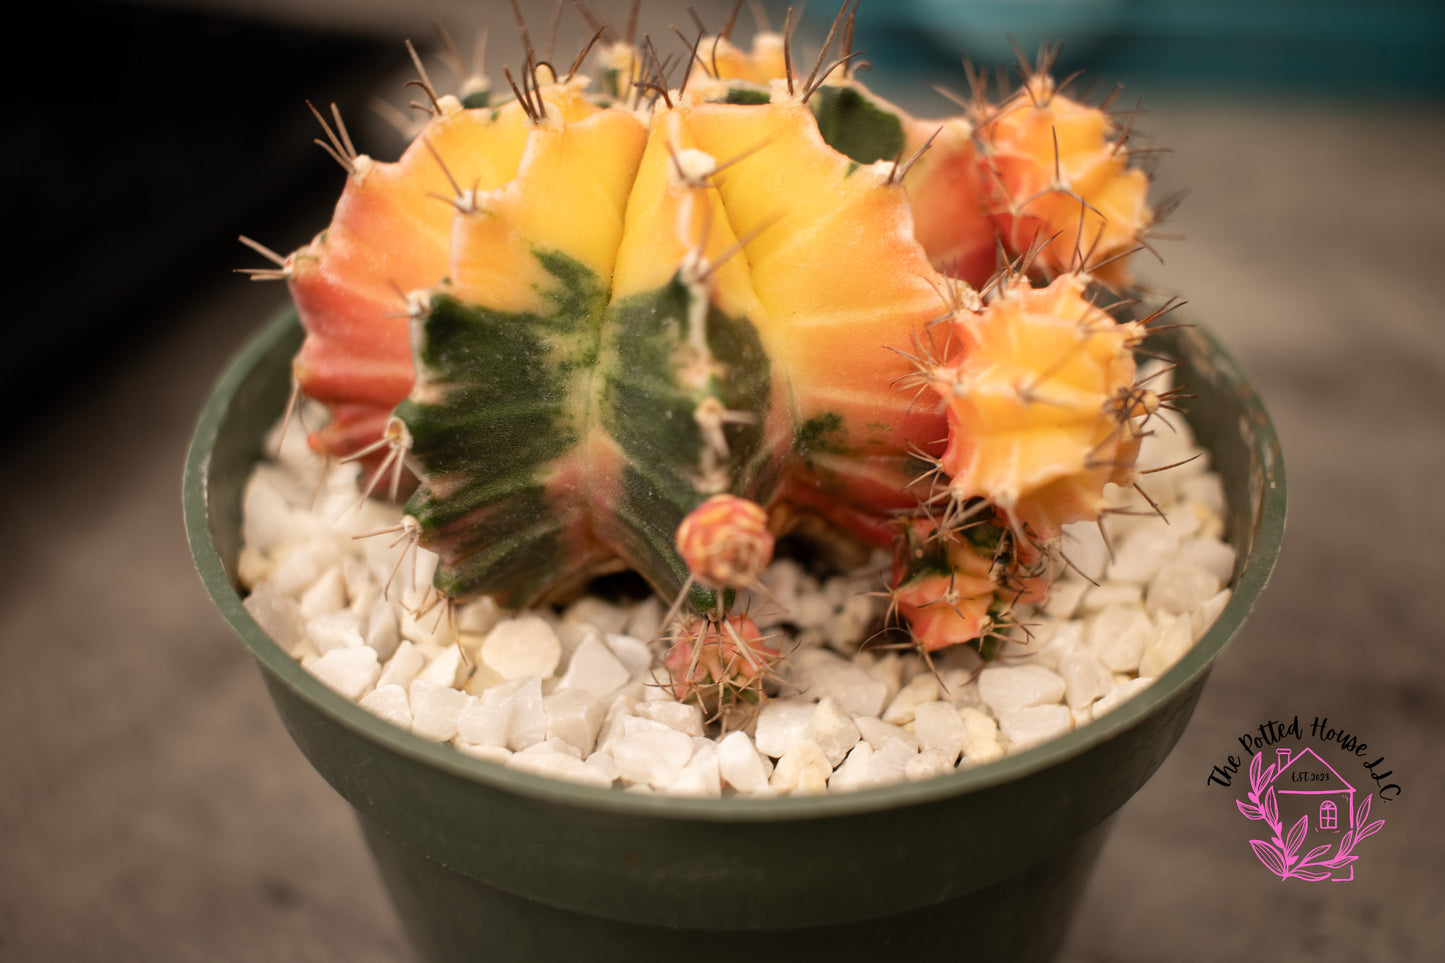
798;0;1445;98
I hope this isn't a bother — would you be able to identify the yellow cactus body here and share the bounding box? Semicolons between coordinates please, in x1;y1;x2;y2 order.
931;273;1145;538
686;98;947;540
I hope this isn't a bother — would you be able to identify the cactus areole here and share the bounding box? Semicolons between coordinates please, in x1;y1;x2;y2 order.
269;14;1168;655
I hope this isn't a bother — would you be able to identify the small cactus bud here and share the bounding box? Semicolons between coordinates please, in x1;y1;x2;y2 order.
676;495;775;589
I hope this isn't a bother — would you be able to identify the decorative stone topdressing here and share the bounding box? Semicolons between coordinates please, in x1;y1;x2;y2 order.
238;364;1233;798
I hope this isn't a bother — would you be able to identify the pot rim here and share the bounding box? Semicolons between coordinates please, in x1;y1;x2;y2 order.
184;306;1285;823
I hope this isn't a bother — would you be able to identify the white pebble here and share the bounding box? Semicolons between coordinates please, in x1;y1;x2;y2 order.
377;640;425;691
881;673;941;725
1057;649;1114;710
807;698;861;768
862;652;904;704
1191;589;1232;641
456;678;524;748
506;677;548;750
959;707;1003;765
1140;613;1194;678
624;596;665;642
407;679;471;742
754;699;817;758
860;741;917;788
582;752;621;785
243;583;306;656
269;540;343;598
309;646;379;700
1180;473;1225;518
906;747;955;782
299;566;348;620
563;596;630;634
665;744;722;798
416;645;466;688
716;731;773;793
1147;560;1223;617
911;702;968;763
1080;582;1144;613
768;741;832;794
1060;521;1110;582
1094;677;1155;717
398;588;456;648
1042;579;1088;619
556;636;632;696
543;688;605;755
507;744;614;789
455;596;502;638
358;684;413;730
364;599;401;661
634;701;705;738
977;665;1067;715
791;648;889;718
611;725;695;788
1175;537;1236;584
998;704;1072;750
454;742;512;764
604;633;654;680
854;716;918;752
828;742;875;793
1108;527;1181;585
481;616;562;680
1088;605;1153;673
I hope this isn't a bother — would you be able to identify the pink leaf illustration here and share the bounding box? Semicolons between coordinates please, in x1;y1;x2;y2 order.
1336;829;1356;854
1263;786;1280;827
1250;839;1288;878
1325;854;1359;870
1355;793;1371;829
1248;752;1263;789
1293;869;1333;882
1285;815;1308;858
1357;819;1385;842
1301;844;1333;865
1237;800;1265;820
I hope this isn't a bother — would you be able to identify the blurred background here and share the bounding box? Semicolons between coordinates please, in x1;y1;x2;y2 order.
2;0;1442;960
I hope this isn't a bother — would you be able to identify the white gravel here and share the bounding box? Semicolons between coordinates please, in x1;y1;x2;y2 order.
240;390;1235;797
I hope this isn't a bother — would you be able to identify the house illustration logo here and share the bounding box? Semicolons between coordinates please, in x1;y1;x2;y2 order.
1236;746;1385;882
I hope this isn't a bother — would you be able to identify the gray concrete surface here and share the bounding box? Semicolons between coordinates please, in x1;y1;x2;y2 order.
0;19;1441;961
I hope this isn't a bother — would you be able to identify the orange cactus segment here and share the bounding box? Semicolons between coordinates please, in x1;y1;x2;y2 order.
686;99;948;525
932;273;1145;538
889;519;997;651
287;101;542;453
675;494;775;589
901;117;998;289
982;78;1153;286
448;107;647;312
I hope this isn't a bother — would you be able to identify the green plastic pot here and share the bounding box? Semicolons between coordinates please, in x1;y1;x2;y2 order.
185;307;1284;962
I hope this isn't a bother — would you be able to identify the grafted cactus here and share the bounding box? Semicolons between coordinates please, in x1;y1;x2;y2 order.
253;6;1173;670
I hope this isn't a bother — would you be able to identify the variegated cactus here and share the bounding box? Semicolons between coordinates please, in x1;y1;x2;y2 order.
244;5;1176;682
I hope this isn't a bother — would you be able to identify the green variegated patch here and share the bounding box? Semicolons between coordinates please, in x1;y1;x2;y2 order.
399;252;778;613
